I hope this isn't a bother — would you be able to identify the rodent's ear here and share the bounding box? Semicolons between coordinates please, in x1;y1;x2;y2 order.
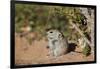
45;28;50;32
58;33;62;38
45;28;52;32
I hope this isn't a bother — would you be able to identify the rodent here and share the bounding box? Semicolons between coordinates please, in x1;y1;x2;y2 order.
46;29;68;57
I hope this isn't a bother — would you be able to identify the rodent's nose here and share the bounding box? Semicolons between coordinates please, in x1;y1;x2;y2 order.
46;32;49;37
46;32;48;35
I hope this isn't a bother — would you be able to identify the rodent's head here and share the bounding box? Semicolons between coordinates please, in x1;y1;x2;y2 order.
46;29;64;40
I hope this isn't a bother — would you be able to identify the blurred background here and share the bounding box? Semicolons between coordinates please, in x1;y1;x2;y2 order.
15;4;94;42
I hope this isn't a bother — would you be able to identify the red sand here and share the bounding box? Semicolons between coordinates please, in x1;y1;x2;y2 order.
15;33;94;65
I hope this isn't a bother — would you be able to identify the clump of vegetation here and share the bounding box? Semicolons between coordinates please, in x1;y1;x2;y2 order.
15;4;93;48
82;45;91;56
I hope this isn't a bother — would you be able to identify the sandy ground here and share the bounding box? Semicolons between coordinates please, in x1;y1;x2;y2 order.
15;33;94;65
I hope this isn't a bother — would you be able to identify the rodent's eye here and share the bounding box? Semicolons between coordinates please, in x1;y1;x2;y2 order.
50;31;53;33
